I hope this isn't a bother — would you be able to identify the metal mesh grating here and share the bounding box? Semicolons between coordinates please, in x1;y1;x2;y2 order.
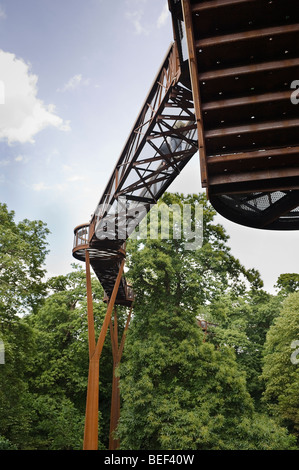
210;189;299;230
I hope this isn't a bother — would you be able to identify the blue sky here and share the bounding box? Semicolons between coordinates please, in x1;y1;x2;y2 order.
0;0;298;293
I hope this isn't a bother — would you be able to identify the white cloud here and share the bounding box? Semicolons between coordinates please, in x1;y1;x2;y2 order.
31;172;85;193
32;182;49;192
15;154;30;164
0;80;5;104
0;50;70;145
58;74;90;92
125;0;169;35
157;2;169;29
31;181;68;192
126;11;148;35
63;164;72;172
0;5;6;20
125;0;148;35
67;175;85;182
62;164;85;182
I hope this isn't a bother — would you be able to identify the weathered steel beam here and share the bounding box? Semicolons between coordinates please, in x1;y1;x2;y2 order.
205;118;299;139
83;258;125;451
207;146;299;166
199;57;299;82
191;0;254;12
196;23;299;49
202;90;291;112
210;181;299;196
259;191;299;228
182;0;208;188
109;305;133;450
209;166;299;186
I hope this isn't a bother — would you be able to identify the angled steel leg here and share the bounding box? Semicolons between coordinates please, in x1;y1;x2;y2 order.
109;305;133;450
83;251;125;450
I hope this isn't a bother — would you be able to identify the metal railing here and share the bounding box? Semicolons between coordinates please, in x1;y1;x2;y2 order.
73;223;90;252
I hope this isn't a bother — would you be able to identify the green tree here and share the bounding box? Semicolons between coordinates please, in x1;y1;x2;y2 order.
0;203;50;319
0;320;35;449
0;203;50;449
262;292;299;440
206;291;283;403
117;293;295;449
118;306;251;449
127;193;263;309
275;273;299;297
117;193;295;449
0;436;17;450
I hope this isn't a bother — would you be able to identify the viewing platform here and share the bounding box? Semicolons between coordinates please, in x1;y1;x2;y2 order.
170;0;299;229
73;223;133;307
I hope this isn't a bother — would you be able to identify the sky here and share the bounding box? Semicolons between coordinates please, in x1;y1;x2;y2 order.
0;0;298;294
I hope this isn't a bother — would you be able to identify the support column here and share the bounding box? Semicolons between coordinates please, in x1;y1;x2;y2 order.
83;354;100;450
83;252;125;451
109;305;133;450
109;307;120;451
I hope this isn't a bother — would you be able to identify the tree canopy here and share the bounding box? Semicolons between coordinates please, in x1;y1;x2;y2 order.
0;195;298;450
262;292;299;438
116;193;296;450
0;203;49;448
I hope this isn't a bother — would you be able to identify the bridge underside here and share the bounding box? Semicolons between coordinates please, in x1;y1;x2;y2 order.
176;0;299;229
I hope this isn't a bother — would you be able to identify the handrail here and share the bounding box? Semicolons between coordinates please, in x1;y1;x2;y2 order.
73;223;90;251
73;221;127;258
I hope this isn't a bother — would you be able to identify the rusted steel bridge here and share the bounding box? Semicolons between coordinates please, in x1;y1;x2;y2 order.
72;0;299;450
72;42;198;307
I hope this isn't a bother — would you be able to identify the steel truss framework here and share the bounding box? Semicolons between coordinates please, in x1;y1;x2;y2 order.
73;40;198;450
73;42;198;305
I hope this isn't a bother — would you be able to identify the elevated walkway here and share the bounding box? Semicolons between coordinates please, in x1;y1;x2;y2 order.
72;42;198;303
173;0;299;229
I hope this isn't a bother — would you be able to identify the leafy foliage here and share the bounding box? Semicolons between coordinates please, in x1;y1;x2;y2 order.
0;203;49;448
0;203;49;318
262;292;299;438
275;273;299;297
116;193;296;450
0;197;298;450
206;291;284;402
